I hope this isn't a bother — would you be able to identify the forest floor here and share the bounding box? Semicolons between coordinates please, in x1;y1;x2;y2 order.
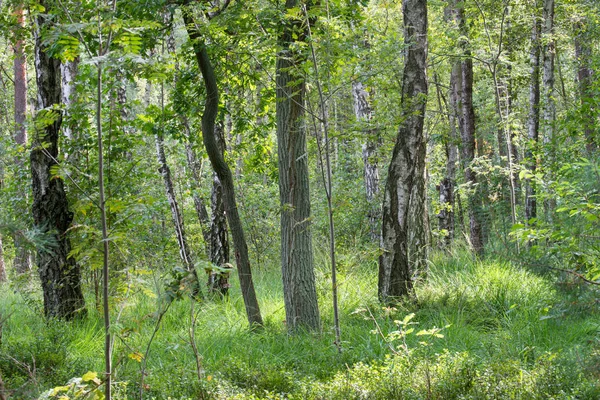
1;247;599;399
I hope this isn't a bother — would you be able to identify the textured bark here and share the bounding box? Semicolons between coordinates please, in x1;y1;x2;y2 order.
32;10;85;319
60;59;79;140
437;65;459;248
455;1;484;255
275;0;321;331
352;81;381;243
208;121;230;295
184;13;263;326
574;20;596;153
155;131;196;274
379;0;428;302
13;5;32;274
525;15;541;224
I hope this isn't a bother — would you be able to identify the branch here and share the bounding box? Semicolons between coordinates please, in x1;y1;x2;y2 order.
547;266;600;286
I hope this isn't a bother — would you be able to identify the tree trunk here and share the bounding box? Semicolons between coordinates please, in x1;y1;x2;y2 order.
184;13;263;327
31;9;85;319
436;65;459;248
574;19;596;153
275;0;321;331
60;59;79;141
13;4;32;274
379;0;428;301
184;136;211;258
155;130;196;274
208;121;230;295
0;236;6;283
352;81;381;243
456;1;484;255
541;0;555;219
525;13;541;224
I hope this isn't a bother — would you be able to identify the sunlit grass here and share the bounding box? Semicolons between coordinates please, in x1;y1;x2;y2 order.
1;246;599;399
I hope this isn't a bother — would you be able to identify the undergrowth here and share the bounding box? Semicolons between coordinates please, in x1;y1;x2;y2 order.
0;246;598;399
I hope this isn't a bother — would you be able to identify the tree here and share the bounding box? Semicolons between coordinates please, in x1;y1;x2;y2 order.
275;0;321;331
31;4;85;319
525;6;541;224
183;8;263;327
379;0;428;301
12;3;32;274
456;0;484;254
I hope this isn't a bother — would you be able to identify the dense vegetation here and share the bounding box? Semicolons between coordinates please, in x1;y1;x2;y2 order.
0;0;598;398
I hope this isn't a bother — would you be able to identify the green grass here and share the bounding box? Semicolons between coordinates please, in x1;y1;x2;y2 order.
1;247;599;399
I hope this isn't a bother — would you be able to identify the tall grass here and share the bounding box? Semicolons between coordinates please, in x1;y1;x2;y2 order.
1;247;598;399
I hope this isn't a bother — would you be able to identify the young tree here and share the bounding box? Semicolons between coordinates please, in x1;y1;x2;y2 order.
379;0;428;301
525;9;541;224
455;0;484;254
13;3;32;274
574;18;596;153
183;9;263;327
31;5;85;319
275;0;321;331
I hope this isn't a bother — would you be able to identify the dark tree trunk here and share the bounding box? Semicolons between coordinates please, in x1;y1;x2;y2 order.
13;4;32;274
379;0;428;302
525;13;541;224
455;1;484;255
275;0;321;331
352;81;381;243
574;19;596;153
184;13;263;327
31;10;85;319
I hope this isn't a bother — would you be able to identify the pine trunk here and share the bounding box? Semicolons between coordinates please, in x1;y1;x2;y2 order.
379;0;428;301
0;236;6;283
32;11;85;319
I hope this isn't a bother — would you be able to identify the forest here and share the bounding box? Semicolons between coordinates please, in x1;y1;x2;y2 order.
0;0;599;398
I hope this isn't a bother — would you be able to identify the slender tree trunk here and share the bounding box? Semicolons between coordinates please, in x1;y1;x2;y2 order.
541;0;555;219
274;0;320;331
184;13;263;327
574;19;596;153
525;13;541;224
155;131;196;274
0;236;6;283
352;80;381;243
455;1;484;254
31;8;85;319
13;4;32;274
436;66;459;248
379;0;428;301
208;121;230;295
184;137;211;257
